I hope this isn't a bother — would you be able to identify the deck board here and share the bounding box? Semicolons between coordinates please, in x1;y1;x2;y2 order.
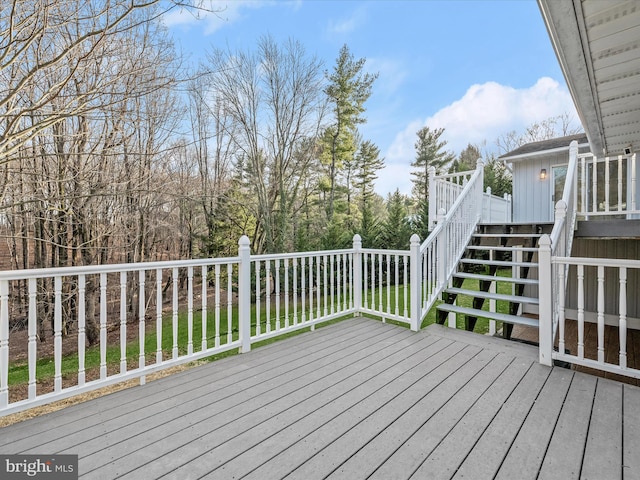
1;318;639;480
538;373;597;480
582;378;623;480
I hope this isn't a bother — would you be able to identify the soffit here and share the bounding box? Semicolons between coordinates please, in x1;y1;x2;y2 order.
539;0;640;156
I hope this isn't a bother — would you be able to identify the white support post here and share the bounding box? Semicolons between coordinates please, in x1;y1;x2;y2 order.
352;234;363;315
428;166;436;230
409;234;421;332
436;208;447;295
486;186;492;223
632;153;637;214
0;280;8;409
238;235;252;353
538;234;553;366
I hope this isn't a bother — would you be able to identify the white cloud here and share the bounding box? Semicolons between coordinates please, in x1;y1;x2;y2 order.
377;77;578;196
326;6;368;36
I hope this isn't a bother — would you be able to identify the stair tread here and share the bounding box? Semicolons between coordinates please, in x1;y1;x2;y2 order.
473;233;542;238
436;304;539;327
460;258;538;268
444;287;539;305
453;271;539;285
466;245;539;252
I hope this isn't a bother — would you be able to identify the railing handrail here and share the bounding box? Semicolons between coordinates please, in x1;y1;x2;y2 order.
577;151;638;217
422;162;483;253
0;256;241;281
417;160;484;325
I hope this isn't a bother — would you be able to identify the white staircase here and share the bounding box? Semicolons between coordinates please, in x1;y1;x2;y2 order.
436;223;552;339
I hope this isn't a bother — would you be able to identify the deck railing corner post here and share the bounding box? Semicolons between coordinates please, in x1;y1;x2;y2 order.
238;235;252;353
409;234;421;332
538;234;553;366
353;234;362;315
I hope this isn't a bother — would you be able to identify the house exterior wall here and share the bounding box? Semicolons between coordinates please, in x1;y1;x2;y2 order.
511;144;591;223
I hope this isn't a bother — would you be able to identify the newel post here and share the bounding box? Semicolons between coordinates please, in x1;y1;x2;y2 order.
238;235;252;353
352;234;362;315
538;234;553;366
409;234;422;332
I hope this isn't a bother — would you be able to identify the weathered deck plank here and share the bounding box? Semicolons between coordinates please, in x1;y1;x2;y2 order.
581;378;623;480
0;319;639;480
537;373;598;480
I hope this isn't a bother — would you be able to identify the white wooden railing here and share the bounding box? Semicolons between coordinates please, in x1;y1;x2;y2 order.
1;234;430;416
538;140;580;365
548;257;640;379
419;160;485;322
428;163;511;230
578;152;639;218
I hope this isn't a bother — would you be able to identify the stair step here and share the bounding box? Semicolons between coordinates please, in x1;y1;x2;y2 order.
453;272;539;285
436;304;539;327
460;258;538;268
473;233;542;238
444;287;539;305
466;245;539;253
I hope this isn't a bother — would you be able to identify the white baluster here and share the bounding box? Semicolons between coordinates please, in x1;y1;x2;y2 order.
156;269;163;363
617;155;623;212
187;266;193;355
226;265;233;343
214;264;221;347
293;258;298;325
201;265;208;351
138;270;146;384
265;260;271;333
28;278;37;398
558;264;566;356
301;257;306;323
329;255;335;315
54;276;63;392
284;258;290;329
403;254;408;319
255;260;261;336
597;265;605;363
172;268;179;359
120;272;127;373
605;156;610;212
100;273;107;379
577;264;585;359
275;259;281;331
77;275;86;386
592;157;598;213
619;267;627;369
308;256;314;325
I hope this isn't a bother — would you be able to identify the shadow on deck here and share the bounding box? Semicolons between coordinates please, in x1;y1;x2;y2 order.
1;318;639;479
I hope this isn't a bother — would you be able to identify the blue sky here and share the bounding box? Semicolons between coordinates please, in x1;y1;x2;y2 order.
165;0;579;196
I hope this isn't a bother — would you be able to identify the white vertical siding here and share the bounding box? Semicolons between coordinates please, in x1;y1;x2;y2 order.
512;157;553;222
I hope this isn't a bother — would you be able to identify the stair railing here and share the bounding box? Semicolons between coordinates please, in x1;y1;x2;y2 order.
418;159;484;324
539;140;579;365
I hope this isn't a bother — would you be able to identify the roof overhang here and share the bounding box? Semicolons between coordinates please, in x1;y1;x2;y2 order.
538;0;640;157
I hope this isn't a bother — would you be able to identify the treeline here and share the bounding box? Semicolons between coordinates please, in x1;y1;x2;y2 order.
1;1;579;276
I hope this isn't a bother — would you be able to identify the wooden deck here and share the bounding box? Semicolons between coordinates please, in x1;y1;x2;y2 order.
1;317;639;479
